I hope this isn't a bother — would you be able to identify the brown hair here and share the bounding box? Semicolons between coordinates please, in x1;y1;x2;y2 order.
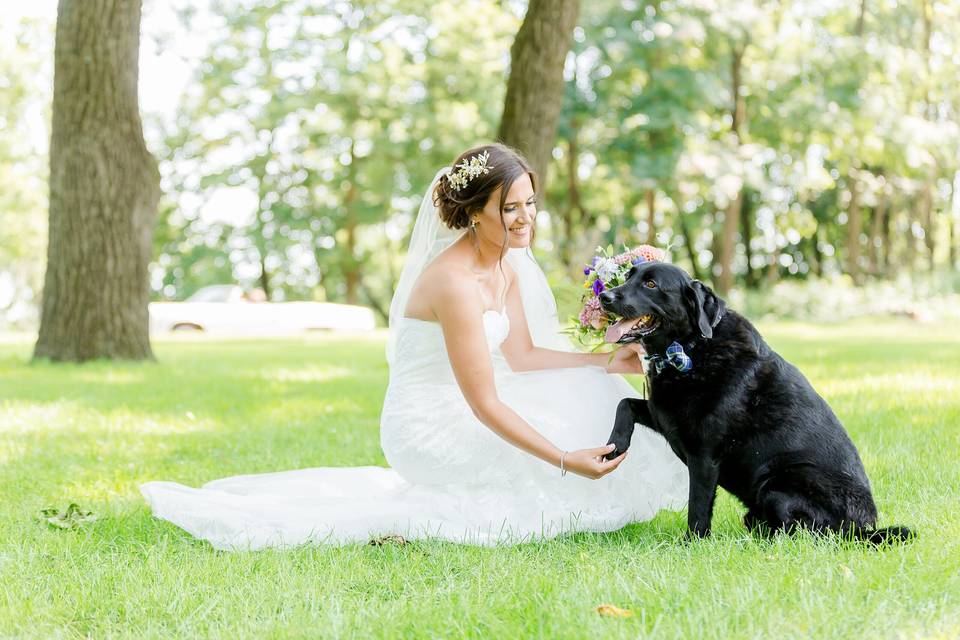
434;143;538;232
433;143;538;308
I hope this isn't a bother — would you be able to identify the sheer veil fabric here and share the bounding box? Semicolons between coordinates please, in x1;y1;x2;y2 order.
139;167;688;550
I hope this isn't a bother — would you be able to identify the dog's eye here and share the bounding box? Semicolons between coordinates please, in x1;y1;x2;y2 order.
643;280;657;289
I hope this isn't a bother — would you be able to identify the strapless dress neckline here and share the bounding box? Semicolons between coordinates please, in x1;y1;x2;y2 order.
401;306;507;325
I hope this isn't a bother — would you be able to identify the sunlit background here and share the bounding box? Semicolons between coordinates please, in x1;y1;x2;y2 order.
2;0;959;332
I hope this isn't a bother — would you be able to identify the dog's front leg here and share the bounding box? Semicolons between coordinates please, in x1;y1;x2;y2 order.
604;398;651;460
686;456;720;538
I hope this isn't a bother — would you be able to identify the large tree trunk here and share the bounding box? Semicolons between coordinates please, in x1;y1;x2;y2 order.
497;0;580;190
34;0;159;362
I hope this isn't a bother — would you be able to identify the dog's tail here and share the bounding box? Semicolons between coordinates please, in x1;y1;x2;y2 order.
849;525;915;545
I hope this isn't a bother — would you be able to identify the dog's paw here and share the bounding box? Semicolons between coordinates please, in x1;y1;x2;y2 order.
603;442;629;461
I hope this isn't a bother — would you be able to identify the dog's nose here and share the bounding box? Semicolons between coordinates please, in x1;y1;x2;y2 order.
599;291;615;307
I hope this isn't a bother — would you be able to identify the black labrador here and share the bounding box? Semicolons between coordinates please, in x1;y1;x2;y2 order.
599;261;911;543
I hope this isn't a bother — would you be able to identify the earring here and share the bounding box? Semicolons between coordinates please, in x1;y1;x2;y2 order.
470;218;478;229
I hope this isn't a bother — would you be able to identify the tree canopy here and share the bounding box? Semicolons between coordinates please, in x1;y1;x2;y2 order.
1;0;958;328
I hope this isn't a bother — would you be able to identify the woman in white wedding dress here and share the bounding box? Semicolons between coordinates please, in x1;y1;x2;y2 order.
140;144;688;550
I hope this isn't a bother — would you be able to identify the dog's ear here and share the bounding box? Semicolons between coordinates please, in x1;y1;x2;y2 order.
683;280;725;339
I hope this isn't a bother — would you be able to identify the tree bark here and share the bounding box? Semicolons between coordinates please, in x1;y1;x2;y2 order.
950;171;959;269
921;183;936;270
855;0;867;36
34;0;159;362
645;189;657;243
676;209;705;282
811;224;824;277
846;171;863;284
497;0;580;190
740;191;756;287
343;141;361;304
868;192;887;275
717;42;746;295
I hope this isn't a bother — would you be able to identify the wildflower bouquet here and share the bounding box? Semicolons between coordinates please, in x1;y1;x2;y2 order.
569;243;666;348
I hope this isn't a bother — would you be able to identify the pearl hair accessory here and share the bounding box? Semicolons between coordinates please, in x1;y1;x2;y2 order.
445;150;493;191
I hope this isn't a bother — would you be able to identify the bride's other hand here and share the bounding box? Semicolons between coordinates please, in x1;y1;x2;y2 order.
605;343;645;375
564;444;628;479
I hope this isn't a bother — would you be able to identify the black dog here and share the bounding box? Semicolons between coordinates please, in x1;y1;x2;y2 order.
599;262;911;543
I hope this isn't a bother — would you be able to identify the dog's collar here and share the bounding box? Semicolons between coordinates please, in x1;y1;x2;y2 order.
644;311;724;377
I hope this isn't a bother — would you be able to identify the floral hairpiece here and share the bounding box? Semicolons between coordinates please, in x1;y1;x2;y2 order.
445;150;493;191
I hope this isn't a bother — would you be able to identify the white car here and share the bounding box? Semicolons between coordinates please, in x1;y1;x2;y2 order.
149;285;377;334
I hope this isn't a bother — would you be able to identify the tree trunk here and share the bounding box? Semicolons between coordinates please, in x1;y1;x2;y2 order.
716;41;746;295
258;251;272;301
561;132;580;271
882;201;893;276
740;191;756;287
950;171;959;269
921;183;935;270
497;0;580;189
869;193;887;275
766;246;780;285
811;224;824;277
846;171;863;284
645;189;657;243
34;0;159;362
676;210;705;282
855;0;867;36
343;142;361;304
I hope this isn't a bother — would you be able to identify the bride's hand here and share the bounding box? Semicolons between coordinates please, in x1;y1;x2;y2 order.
605;343;645;375
563;444;628;479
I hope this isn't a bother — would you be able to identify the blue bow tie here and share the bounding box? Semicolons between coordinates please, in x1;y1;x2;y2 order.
644;341;693;375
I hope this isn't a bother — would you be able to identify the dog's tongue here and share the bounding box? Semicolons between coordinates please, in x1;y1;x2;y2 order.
604;318;632;343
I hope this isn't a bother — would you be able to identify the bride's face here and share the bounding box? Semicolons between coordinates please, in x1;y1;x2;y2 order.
474;172;537;249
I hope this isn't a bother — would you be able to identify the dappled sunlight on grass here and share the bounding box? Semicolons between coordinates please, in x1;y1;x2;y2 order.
239;365;354;383
0;320;957;638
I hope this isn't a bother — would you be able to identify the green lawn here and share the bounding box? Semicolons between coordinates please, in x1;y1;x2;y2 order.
1;321;958;638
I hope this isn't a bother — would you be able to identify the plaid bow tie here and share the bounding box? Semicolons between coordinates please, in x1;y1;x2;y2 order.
645;341;693;375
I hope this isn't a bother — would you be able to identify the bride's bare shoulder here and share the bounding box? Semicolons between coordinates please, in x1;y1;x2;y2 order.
405;253;476;319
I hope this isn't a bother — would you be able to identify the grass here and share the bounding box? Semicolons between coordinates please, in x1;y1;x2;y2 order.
0;320;958;639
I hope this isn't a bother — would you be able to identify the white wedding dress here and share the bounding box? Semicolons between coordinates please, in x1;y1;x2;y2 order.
140;169;688;551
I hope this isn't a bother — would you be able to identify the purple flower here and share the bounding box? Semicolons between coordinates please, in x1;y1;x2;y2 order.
632;256;647;265
583;265;592;275
592;279;605;295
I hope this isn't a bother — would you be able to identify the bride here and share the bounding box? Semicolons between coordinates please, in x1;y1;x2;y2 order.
140;143;688;550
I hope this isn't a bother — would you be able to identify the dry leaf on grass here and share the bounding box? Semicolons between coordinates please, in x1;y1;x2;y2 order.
595;604;634;618
38;504;98;530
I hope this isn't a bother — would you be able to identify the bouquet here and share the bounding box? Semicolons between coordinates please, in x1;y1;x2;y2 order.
569;243;666;348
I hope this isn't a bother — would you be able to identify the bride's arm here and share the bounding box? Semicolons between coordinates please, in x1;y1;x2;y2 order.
499;267;642;374
432;270;567;468
432;269;629;478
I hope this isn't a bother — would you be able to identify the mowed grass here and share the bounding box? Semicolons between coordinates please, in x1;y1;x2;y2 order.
0;320;958;639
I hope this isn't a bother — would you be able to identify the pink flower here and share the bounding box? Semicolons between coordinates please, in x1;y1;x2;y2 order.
579;296;607;330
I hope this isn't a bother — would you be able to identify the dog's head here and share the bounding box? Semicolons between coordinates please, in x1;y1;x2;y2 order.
598;262;726;350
